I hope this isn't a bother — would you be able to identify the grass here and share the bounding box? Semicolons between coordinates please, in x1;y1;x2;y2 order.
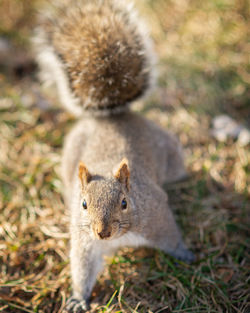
0;0;249;312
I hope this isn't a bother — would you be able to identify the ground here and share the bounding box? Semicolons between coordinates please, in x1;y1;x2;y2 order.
0;0;249;312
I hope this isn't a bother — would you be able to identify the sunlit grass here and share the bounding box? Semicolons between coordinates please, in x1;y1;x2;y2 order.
0;0;249;312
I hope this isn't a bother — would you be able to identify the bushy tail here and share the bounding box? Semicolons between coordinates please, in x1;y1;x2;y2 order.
33;0;156;116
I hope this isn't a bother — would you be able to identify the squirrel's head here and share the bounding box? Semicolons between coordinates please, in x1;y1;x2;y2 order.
78;159;132;240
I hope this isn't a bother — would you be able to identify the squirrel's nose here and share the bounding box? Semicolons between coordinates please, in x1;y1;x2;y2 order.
98;230;111;239
95;224;111;239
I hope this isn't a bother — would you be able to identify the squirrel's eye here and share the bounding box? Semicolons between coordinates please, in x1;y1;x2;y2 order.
121;198;127;210
82;199;87;210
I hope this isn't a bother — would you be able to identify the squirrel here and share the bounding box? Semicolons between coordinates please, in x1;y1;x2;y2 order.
34;0;195;312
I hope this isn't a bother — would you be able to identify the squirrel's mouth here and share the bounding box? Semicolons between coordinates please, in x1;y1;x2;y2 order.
92;224;115;240
92;221;129;240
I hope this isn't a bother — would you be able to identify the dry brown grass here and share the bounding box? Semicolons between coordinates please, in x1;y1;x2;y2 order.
0;0;249;312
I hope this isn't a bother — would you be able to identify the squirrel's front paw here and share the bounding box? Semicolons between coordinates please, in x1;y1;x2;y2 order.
63;297;89;313
171;242;195;264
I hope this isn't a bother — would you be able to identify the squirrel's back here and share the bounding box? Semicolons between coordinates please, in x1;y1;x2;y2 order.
34;0;156;115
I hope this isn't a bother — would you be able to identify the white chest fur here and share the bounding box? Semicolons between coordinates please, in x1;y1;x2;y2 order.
100;231;149;252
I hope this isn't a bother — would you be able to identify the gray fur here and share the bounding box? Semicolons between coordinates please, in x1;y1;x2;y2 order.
61;113;194;312
34;1;194;312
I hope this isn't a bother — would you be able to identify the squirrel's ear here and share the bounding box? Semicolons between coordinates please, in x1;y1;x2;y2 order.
78;161;92;187
114;158;130;190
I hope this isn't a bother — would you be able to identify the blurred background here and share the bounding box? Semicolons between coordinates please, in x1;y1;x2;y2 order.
0;0;249;312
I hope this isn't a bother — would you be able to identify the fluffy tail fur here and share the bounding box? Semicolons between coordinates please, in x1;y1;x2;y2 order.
33;0;156;116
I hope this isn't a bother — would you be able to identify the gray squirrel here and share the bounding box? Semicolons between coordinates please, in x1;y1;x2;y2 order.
34;0;195;311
